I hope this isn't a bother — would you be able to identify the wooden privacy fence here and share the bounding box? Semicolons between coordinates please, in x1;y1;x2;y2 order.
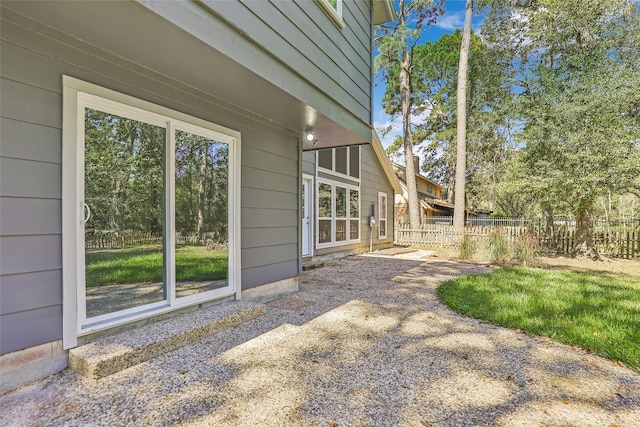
395;224;640;259
395;224;532;249
540;229;640;259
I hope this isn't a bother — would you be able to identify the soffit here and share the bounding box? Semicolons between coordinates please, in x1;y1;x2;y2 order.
2;0;370;150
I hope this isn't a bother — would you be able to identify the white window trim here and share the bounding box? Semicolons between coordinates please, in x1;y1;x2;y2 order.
302;174;315;258
316;178;360;248
62;76;241;348
317;146;361;183
378;191;388;240
316;0;345;28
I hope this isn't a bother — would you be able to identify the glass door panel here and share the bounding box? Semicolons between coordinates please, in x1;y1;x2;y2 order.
174;130;229;298
84;108;166;318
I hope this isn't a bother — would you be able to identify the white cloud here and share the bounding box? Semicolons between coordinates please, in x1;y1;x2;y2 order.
374;106;434;151
374;115;402;150
434;11;464;31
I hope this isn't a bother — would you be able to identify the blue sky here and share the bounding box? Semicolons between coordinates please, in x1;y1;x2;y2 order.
373;1;485;154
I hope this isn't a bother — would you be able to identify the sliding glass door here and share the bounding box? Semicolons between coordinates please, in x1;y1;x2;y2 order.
66;81;239;335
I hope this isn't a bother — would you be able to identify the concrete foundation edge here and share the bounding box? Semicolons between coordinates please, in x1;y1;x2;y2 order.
241;276;299;303
0;340;68;395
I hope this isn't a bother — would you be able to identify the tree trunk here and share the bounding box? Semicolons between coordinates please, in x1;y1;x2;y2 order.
197;146;207;237
453;0;473;231
399;7;421;228
446;158;455;204
540;203;554;252
572;203;599;260
114;124;135;241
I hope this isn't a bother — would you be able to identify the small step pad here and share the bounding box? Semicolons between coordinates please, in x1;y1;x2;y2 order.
69;301;265;379
302;261;324;271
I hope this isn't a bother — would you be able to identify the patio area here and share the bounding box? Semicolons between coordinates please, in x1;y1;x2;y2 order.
1;252;639;426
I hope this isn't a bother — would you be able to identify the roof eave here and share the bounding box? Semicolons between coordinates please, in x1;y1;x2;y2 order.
372;0;396;25
372;131;402;193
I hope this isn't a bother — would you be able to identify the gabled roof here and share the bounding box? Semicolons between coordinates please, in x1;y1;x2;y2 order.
390;162;444;190
372;131;402;194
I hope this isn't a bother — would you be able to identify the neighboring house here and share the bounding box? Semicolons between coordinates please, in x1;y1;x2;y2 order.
391;160;482;223
0;0;394;392
391;161;452;221
302;132;401;261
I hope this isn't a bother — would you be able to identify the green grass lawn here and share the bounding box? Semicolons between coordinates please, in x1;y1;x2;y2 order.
437;266;640;371
85;245;227;287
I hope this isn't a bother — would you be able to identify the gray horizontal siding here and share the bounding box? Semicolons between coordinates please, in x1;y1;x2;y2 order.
0;270;61;315
242;260;299;289
242;227;297;248
302;151;316;175
0;198;61;236
311;142;395;257
0;118;62;163
1;78;61;128
242;208;298;229
0;10;303;353
0;306;62;355
360;144;394;244
242;188;298;210
0;158;61;199
0;235;61;276
242;243;298;270
200;0;373;125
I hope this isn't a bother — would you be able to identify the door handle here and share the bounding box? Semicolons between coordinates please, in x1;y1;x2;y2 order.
83;202;91;224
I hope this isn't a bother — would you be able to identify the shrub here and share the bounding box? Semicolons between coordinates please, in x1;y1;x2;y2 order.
512;232;540;266
459;235;478;259
488;211;508;219
488;230;510;264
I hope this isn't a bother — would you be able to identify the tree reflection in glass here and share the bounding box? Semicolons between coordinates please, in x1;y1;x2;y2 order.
84;108;166;318
174;130;228;298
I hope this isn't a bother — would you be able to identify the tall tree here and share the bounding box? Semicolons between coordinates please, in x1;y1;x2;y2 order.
376;0;444;226
482;0;640;258
453;0;473;230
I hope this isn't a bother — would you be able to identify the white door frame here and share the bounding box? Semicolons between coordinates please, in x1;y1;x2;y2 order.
302;174;314;257
62;76;241;348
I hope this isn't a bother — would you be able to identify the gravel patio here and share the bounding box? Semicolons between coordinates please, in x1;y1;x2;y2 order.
1;252;639;426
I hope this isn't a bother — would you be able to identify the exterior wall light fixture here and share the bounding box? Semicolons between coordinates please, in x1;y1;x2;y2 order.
305;128;318;145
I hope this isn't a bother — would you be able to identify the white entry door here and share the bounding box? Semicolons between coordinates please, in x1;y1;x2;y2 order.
302;176;313;257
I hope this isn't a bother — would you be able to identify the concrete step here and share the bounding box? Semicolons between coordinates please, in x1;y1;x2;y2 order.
69;301;266;379
302;261;324;271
